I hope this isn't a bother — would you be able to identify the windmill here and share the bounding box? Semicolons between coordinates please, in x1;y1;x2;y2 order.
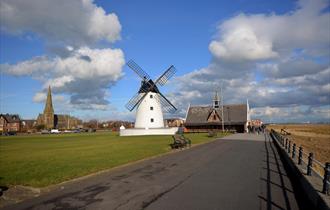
125;60;177;129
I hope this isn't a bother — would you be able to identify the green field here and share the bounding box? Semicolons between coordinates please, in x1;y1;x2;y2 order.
0;132;225;188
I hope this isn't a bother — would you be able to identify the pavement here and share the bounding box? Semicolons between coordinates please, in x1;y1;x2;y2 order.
2;133;312;210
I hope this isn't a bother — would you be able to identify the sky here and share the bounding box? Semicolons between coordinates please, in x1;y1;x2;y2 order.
0;0;329;123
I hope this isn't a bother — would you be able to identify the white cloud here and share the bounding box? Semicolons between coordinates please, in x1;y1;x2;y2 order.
32;92;47;103
209;26;277;61
209;0;329;62
0;0;126;112
33;92;65;103
250;105;330;123
2;47;125;109
0;0;121;46
170;0;330;122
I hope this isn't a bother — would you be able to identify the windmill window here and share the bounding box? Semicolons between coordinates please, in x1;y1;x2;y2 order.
150;95;153;99
150;118;154;123
150;106;154;110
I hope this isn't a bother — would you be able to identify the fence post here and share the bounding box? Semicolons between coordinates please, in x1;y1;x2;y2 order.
292;143;296;159
288;141;291;154
322;162;330;195
298;147;303;165
307;153;313;176
285;138;288;150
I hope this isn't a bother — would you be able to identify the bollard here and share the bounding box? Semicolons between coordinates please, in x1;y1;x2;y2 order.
292;143;296;159
298;147;303;165
285;138;288;150
288;141;291;154
322;162;330;195
307;153;313;176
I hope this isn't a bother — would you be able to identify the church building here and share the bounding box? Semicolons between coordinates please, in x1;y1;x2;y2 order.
184;92;250;133
36;86;82;130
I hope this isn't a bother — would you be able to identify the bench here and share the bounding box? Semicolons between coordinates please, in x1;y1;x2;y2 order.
170;134;191;149
208;130;217;137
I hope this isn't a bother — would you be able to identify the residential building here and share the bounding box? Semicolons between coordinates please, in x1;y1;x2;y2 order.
0;114;21;133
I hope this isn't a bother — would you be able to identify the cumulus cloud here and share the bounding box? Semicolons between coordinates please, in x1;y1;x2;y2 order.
213;0;330;57
2;47;125;109
250;105;330;123
33;92;65;103
0;0;126;111
209;26;277;61
171;0;330;122
0;0;121;46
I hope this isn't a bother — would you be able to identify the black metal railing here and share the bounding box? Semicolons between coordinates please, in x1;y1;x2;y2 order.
270;129;329;195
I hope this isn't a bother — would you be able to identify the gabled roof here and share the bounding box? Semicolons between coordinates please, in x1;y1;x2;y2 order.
185;104;247;126
0;114;21;123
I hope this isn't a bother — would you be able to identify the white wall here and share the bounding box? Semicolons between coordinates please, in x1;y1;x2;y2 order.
120;127;178;136
135;92;164;128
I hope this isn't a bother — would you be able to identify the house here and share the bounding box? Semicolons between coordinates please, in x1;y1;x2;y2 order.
165;118;185;127
0;114;21;133
184;92;250;133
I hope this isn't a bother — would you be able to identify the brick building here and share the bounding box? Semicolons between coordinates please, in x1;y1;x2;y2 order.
0;114;21;134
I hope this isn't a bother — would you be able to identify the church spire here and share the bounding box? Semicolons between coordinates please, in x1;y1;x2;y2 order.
213;91;220;108
44;86;54;114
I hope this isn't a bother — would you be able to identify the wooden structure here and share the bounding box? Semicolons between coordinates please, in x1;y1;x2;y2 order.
185;92;250;133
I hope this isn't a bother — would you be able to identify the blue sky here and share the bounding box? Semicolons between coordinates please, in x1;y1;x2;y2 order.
1;0;329;123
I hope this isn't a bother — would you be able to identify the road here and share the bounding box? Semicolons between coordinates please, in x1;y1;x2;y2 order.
3;133;312;210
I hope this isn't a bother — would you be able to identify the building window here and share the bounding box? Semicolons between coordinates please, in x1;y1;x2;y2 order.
150;118;154;123
150;106;153;110
150;95;153;99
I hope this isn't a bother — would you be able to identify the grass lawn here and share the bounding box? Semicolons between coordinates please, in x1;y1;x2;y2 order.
0;132;226;188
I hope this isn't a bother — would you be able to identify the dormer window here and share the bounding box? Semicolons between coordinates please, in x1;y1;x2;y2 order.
150;106;154;110
150;95;153;99
150;118;154;123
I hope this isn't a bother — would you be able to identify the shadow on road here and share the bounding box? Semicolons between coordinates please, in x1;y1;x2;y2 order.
261;132;314;210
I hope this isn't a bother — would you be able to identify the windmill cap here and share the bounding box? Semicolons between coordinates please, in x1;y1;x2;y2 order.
138;79;160;93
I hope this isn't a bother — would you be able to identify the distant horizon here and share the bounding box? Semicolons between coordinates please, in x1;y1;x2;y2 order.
1;0;329;123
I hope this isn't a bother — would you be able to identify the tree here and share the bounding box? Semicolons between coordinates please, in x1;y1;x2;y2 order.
36;124;45;131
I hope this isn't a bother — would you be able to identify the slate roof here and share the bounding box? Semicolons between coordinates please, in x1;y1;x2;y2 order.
185;104;247;126
0;114;21;123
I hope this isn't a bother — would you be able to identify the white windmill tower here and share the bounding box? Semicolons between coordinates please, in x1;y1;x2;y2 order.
125;60;177;130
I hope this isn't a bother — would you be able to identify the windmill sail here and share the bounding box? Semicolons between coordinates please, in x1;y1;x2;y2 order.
156;91;177;113
125;59;177;113
127;60;151;81
155;65;176;86
125;92;148;111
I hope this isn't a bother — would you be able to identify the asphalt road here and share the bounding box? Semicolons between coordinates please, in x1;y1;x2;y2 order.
3;133;311;210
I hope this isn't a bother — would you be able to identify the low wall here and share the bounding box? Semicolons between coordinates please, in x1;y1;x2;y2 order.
270;132;330;210
120;127;178;136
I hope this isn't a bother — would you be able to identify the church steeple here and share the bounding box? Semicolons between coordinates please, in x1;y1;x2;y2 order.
43;86;55;129
213;91;220;108
44;86;54;114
